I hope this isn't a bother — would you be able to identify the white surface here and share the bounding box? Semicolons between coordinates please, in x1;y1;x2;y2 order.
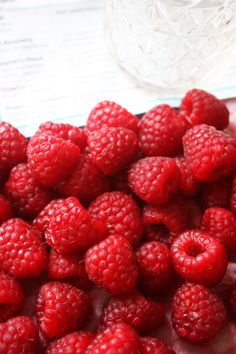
0;0;236;136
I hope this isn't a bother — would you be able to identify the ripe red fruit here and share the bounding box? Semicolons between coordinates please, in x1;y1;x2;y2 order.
88;191;143;245
57;154;110;204
171;283;227;343
0;122;28;176
27;134;81;186
175;156;199;197
4;163;54;218
36;281;89;339
141;337;174;354
0;316;39;353
183;124;236;182
136;241;174;295
45;197;106;255
86;100;139;134
45;331;94;354
88;127;139;176
0;218;48;278
138;104;190;157
86;322;142;354
0;194;13;224
0;272;24;322
171;230;228;286
85;235;138;295
231;173;236;215
128;157;180;205
201;207;236;252
200;177;232;210
180;88;229;130
36;121;87;151
101;290;164;333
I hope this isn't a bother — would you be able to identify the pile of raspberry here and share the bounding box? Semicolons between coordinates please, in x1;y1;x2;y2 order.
0;88;236;353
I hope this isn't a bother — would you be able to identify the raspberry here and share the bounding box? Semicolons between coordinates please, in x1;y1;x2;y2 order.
0;272;24;322
180;89;229;130
88;191;143;245
45;197;106;254
141;337;174;354
0;122;28;176
200;177;232;210
183;124;236;182
0;194;13;224
32;198;66;232
27;134;81;186
110;170;132;194
175;157;199;196
100;290;164;333
86;100;139;134
88;127;138;176
36;281;89;339
85;235;138;295
136;241;174;295
57;154;110;204
171;230;228;286
0;218;48;278
4;163;54;218
0;316;39;353
231;173;236;214
138;104;190;157
45;331;94;354
171;283;227;343
48;249;91;289
128;157;180;205
201;207;236;253
36;121;87;151
231;282;236;316
86;322;142;354
143;197;190;243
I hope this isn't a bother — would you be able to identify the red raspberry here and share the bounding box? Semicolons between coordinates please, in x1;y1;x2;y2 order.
175;157;199;196
138;104;190;157
36;281;90;339
171;283;227;343
86;322;142;354
180;89;229;130
86;100;139;134
143;197;190;243
0;122;28;176
45;197;106;254
128;157;180;205
0;316;39;353
88;191;143;245
57;154;110;204
85;235;138;295
27;134;81;186
100;290;164;333
231;173;236;214
88;127;138;176
36;121;87;151
200;177;231;210
183;124;236;182
136;241;174;295
110;170;132;194
141;337;174;354
231;282;236;316
0;272;24;322
171;230;228;286
48;249;91;289
45;331;94;354
0;218;48;278
0;194;13;224
32;198;66;232
201;207;236;253
4;163;54;218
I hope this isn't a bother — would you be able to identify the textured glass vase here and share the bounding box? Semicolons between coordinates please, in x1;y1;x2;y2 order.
105;0;236;92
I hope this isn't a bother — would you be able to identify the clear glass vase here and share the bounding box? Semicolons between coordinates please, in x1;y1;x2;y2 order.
105;0;236;93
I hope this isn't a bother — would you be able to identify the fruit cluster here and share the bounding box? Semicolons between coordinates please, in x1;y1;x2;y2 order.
0;89;235;353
